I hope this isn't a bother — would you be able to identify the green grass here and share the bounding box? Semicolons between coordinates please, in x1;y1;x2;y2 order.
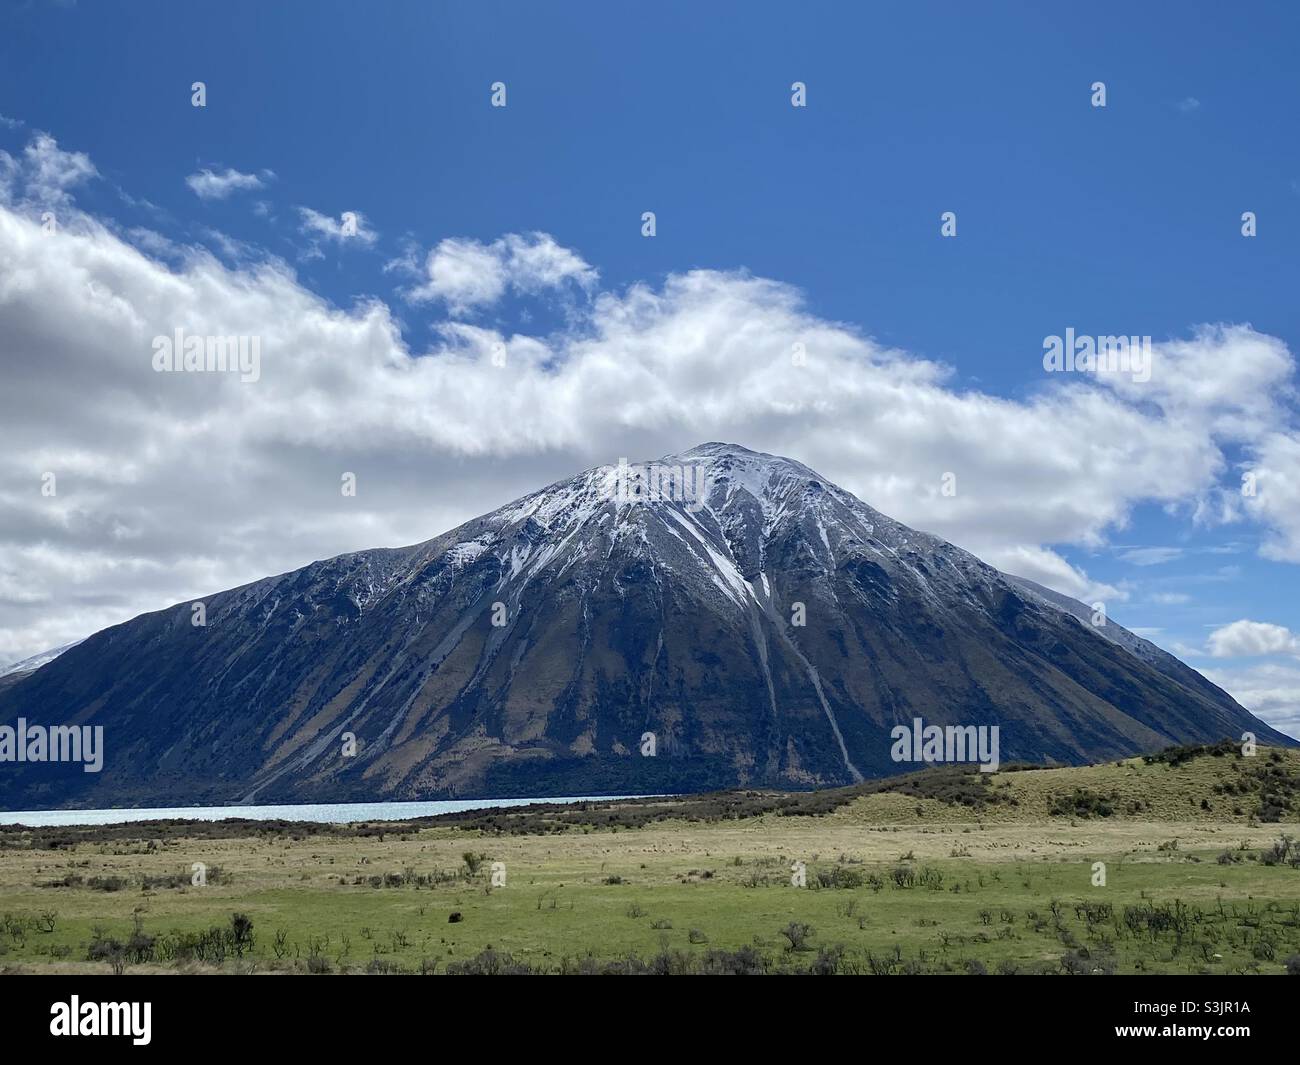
2;746;1299;975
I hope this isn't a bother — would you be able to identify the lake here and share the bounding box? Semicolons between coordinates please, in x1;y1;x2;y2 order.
0;794;651;828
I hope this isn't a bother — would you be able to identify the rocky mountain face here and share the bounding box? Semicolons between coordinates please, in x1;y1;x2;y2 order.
0;443;1290;808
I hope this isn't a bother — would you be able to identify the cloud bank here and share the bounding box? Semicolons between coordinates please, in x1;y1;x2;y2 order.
2;134;1299;736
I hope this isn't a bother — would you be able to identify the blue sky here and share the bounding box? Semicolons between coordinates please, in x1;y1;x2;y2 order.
1;1;1299;734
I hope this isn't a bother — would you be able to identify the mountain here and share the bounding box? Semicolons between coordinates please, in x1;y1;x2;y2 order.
0;641;81;681
0;442;1290;809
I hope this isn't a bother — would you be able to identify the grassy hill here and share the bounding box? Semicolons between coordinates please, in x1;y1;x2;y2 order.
837;741;1300;825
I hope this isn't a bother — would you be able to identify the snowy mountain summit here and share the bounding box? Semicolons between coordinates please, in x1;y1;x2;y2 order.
0;443;1289;807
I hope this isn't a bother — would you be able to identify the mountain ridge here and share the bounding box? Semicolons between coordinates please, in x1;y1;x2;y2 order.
0;442;1290;809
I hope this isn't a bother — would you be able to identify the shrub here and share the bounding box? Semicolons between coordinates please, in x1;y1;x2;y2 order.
810;946;845;975
445;947;535;975
1059;950;1089;975
700;945;767;975
815;866;863;890
229;913;254;953
779;922;814;952
86;929;126;975
1048;789;1115;819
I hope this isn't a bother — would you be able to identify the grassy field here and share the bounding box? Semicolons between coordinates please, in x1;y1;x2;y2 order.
2;744;1299;975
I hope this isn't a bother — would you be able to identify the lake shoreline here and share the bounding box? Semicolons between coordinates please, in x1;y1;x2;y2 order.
0;793;662;828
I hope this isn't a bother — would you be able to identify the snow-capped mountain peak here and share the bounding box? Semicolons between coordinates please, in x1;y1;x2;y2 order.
0;443;1289;809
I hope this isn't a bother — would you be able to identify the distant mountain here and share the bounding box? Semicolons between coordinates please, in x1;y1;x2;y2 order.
0;641;81;680
0;443;1290;809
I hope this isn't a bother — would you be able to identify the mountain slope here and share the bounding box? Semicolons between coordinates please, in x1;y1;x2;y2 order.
0;641;81;680
0;443;1290;808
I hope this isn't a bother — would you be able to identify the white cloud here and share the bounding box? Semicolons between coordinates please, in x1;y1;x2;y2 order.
0;140;1299;667
1245;430;1300;561
1207;619;1300;658
983;544;1120;603
0;132;96;208
415;237;504;311
408;232;597;313
124;226;183;259
1099;325;1295;442
297;206;377;248
1201;661;1300;738
0;113;23;130
1118;546;1183;566
184;167;269;201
